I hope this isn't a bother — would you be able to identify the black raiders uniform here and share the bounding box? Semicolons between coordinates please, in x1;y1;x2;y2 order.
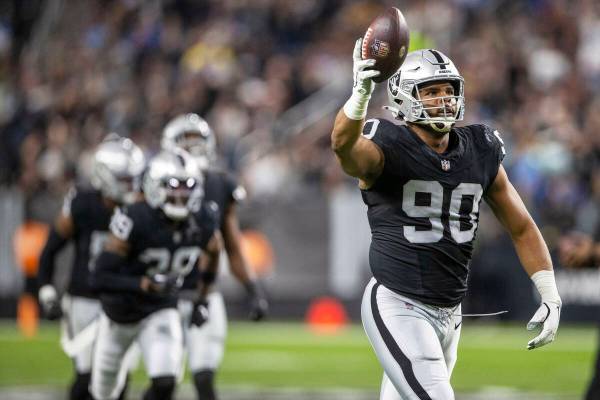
180;168;245;290
204;169;246;227
361;119;505;307
38;187;113;298
96;201;219;323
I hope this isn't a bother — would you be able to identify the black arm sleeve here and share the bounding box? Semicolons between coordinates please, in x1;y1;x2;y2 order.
91;251;143;293
37;228;69;287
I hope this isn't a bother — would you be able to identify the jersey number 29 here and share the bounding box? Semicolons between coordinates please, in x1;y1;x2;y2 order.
140;247;202;278
403;180;483;244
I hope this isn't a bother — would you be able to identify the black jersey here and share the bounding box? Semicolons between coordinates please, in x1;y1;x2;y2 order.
203;168;246;227
361;119;505;307
179;169;245;290
38;187;113;298
99;201;219;323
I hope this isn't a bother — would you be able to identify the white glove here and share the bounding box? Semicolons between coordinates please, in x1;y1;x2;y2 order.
39;284;62;320
527;270;561;350
343;38;381;120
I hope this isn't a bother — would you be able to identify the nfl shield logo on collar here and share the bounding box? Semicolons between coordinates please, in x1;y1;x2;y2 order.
441;159;451;171
173;231;182;244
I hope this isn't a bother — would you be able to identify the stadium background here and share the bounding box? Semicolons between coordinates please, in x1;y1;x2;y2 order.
0;0;598;398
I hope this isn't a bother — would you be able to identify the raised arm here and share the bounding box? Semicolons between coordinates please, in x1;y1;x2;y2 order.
331;39;384;189
485;165;561;350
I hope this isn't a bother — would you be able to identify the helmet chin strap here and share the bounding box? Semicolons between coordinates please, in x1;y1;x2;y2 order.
414;118;454;134
382;105;403;120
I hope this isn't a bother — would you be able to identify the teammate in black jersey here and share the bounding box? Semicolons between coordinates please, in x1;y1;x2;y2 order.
90;149;221;400
37;135;145;400
331;40;562;399
559;230;600;400
161;113;268;400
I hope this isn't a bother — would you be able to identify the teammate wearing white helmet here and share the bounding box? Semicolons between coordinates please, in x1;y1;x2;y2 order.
37;135;145;400
162;113;268;400
90;149;222;400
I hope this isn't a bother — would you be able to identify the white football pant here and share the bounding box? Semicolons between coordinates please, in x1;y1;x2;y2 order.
61;295;102;373
90;308;183;400
178;291;227;374
361;278;461;400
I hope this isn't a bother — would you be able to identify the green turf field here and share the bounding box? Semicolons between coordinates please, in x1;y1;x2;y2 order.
0;320;595;397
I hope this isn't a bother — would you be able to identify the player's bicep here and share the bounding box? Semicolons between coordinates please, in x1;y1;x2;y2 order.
335;136;384;181
485;165;533;237
332;115;384;181
54;212;75;238
56;187;78;237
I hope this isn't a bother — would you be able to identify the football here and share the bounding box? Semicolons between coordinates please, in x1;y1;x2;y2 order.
362;7;410;83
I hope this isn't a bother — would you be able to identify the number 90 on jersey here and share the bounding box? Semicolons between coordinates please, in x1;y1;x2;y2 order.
402;180;483;244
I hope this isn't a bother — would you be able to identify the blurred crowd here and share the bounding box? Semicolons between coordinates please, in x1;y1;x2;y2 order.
0;0;599;247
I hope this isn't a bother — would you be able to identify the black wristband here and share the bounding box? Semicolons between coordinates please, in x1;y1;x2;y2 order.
200;270;217;285
245;280;266;298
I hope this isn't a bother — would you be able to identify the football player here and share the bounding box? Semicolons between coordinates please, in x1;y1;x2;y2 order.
162;113;268;400
37;135;145;400
330;39;562;399
559;231;600;400
90;149;221;400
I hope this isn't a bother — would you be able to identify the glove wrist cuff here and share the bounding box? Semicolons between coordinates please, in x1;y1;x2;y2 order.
343;91;371;121
531;270;561;304
200;270;217;285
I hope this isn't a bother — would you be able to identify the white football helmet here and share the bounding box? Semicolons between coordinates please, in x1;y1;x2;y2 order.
385;49;465;133
161;113;216;170
143;149;204;221
91;134;146;204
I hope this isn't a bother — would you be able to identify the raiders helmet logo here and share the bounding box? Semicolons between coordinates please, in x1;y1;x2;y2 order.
441;159;451;171
388;72;401;97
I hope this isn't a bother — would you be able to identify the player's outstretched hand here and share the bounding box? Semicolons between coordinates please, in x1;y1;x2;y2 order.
249;295;269;321
352;38;380;97
190;300;209;327
245;281;268;321
39;284;63;320
526;300;561;350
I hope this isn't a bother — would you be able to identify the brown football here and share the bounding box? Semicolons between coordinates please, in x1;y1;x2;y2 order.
362;7;410;83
